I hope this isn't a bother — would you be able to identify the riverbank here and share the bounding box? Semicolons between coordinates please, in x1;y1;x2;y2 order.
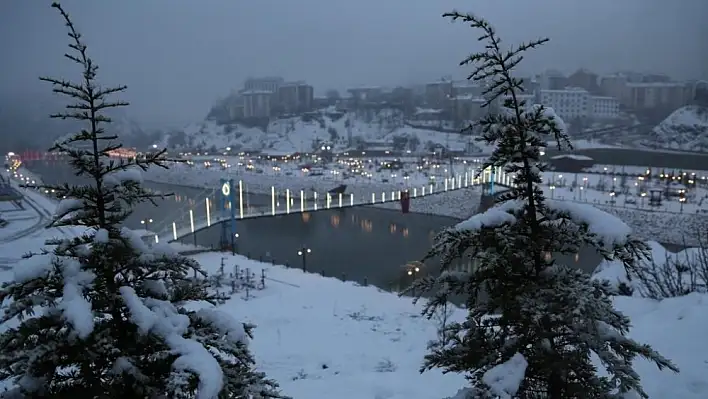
371;185;482;220
593;205;707;247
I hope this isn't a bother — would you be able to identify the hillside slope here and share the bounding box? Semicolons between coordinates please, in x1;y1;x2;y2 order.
162;107;495;154
646;106;708;151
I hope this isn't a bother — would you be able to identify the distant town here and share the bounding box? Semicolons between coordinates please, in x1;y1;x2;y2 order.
209;70;708;131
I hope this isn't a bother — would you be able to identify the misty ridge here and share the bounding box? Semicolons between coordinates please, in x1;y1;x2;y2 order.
0;0;706;153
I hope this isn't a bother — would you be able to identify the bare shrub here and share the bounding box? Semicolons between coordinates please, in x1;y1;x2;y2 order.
631;235;708;300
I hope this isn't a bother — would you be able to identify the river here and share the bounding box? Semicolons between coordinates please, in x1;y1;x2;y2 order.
545;147;708;170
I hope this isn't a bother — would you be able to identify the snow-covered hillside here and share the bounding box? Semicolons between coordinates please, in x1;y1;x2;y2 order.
645;106;708;151
162;107;494;154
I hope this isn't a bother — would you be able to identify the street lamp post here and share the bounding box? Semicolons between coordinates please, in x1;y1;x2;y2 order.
297;246;312;272
405;262;422;296
140;218;153;231
407;265;420;278
549;185;556;199
232;233;239;255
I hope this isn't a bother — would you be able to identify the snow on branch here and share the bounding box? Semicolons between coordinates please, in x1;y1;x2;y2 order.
454;200;523;232
54;198;85;220
12;253;54;284
547;200;632;247
481;353;528;399
103;167;144;187
58;258;95;339
120;286;224;399
195;309;249;346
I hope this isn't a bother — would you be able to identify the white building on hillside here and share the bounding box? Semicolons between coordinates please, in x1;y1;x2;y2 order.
243;77;284;94
539;87;590;120
242;90;272;118
538;87;620;120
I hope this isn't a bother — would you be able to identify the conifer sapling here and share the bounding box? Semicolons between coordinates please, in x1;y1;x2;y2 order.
0;3;284;398
411;11;679;399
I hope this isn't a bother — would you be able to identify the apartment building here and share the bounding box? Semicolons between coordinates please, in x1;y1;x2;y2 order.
242;90;273;118
424;81;451;108
599;73;693;111
566;69;601;94
623;82;692;110
590;96;620;119
538;70;568;90
599;74;628;100
538;87;620;120
425;80;486;109
277;81;314;114
452;95;487;121
538;87;590;119
347;87;384;102
243;77;284;93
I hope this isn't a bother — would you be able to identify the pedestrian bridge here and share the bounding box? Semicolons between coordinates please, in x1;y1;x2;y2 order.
147;167;515;245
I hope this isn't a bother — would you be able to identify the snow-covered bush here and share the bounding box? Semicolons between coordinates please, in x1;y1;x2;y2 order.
0;3;284;398
635;246;708;299
409;11;678;398
595;240;708;300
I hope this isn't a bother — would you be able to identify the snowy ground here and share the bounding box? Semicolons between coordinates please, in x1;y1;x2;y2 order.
0;201;44;250
544;172;707;215
644;105;708;152
0;182;83;283
540;171;708;245
187;252;466;398
188;250;708;398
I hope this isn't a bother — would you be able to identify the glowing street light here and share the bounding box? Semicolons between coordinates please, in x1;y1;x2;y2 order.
232;233;240;254
297;246;312;272
140;218;153;231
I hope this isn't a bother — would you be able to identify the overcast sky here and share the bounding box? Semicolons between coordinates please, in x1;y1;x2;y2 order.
1;0;706;128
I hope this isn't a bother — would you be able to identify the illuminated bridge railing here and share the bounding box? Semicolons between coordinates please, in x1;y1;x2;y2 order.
149;167;515;245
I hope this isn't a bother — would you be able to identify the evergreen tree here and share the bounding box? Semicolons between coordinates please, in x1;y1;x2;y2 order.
0;3;284;398
411;12;678;399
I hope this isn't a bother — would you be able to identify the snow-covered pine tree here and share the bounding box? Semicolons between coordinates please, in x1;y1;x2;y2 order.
0;3;284;398
411;12;679;399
